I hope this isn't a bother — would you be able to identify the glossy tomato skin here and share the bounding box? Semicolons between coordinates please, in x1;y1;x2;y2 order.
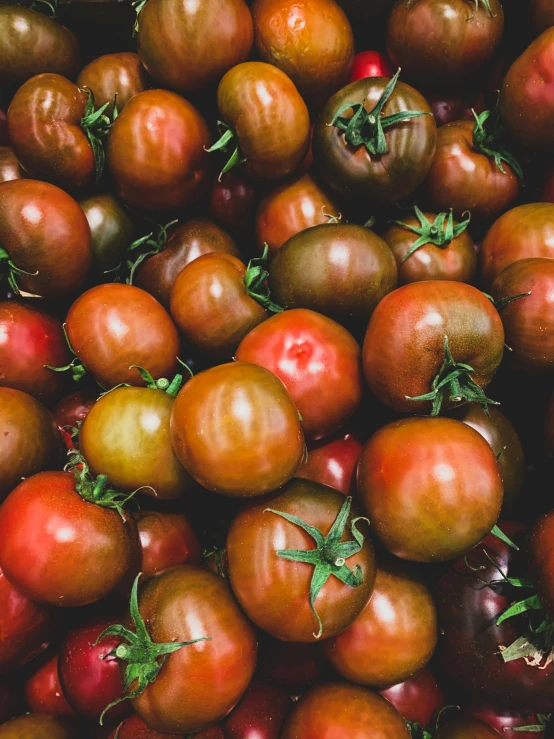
255;174;340;256
0;471;139;607
0;148;23;184
251;0;354;110
221;679;291;739
0;302;70;402
217;62;310;181
137;0;253;96
133;510;202;577
227;479;376;641
66;283;180;389
435;719;500;739
107;90;211;213
0;6;79;89
0;715;81;739
313;77;437;203
464;704;547;739
106;714;186;738
297;430;362;496
323;562;438;687
171;362;304;496
209;171;259;238
236;308;362;439
363;281;504;414
77;52;150;114
529;510;554;621
0;179;92;298
53;390;96;432
358;417;503;562
281;683;411;739
350;51;392;82
79;194;134;274
24;654;75;717
379;669;445;727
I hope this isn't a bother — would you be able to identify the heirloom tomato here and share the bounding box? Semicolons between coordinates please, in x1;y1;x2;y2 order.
77;52;150;114
297;429;363;496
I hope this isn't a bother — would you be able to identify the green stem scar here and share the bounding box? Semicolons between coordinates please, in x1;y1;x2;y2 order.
394;206;470;262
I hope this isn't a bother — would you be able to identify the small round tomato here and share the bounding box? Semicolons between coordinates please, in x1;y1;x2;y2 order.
350;51;393;82
221;679;291;739
53;390;96;433
435;719;500;739
79;193;134;275
208;171;259;238
0;714;80;739
297;429;363;496
24;654;75;717
529;510;554;621
77;52;150;113
0;148;23;184
379;670;445;728
170;362;305;496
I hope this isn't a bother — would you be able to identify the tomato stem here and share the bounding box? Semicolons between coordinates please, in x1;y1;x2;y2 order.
106;219;177;285
0;247;40;294
206;120;246;181
471;102;524;182
394;206;471;261
244;245;283;313
80;89;113;184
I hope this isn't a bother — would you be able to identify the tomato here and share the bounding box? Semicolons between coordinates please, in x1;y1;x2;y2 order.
382;208;477;285
106;714;187;738
386;0;503;87
255;174;340;256
0;148;23;184
532;0;554;36
491;258;554;373
0;302;71;402
220;679;291;739
269;224;397;328
107;90;211;212
358;417;503;562
236;309;362;439
427;90;483;127
227;479;375;641
529;510;554;621
251;0;354;110
24;654;75;717
0;715;80;739
214;62;310;181
363;281;504;414
323;561;438;687
170;253;268;357
379;670;445;728
0;565;55;674
0;470;139;607
131;510;202;579
313;71;437;204
170;362;304;496
350;51;392;82
435;719;500;739
297;429;363;496
208;171;259;238
0;6;79;89
258;637;330;694
66;283;180;389
79;194;134;275
480;203;554;286
464;704;548;739
77;52;150;114
281;683;411;739
136;0;253;96
53;390;96;435
0;179;92;298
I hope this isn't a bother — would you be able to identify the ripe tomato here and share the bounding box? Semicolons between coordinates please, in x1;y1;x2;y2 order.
435;719;500;739
24;653;75;717
208;171;259;238
227;480;376;641
236;308;362;439
427;91;481;127
0;148;23;184
220;679;291;739
79;193;134;275
53;390;96;433
0;179;92;298
170;362;305;496
529;510;554;621
297;429;363;496
77;52;150;114
0;714;80;739
349;51;392;82
130;510;202;579
379;669;445;728
464;704;548;739
107;90;211;212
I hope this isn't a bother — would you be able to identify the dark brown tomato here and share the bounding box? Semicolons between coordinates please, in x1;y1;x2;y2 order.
170;362;305;497
79;193;134;274
236;309;363;440
313;76;437;203
491;258;554;372
357;417;503;562
362;281;504;414
135;218;239;309
170;253;267;357
323;562;438;687
106;714;187;738
383;211;477;285
137;0;253;96
77;52;150;114
251;0;354;110
0;302;71;402
480;203;554;286
269;223;397;326
227;480;376;641
387;0;504;87
435;719;500;739
379;670;445;727
0;148;24;184
107;90;211;213
53;390;96;431
216;62;311;181
297;429;363;496
464;704;548;739
0;179;92;298
24;654;75;717
255;174;340;256
66;283;180;389
208;171;259;238
0;6;80;89
281;683;411;739
0;388;62;502
79;385;194;500
532;0;554;35
220;679;291;739
529;510;554;621
424;120;519;219
0;715;80;739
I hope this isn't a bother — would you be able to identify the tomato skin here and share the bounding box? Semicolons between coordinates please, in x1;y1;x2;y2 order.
133;510;202;576
323;562;438;687
427;92;480;127
24;654;75;717
0;302;71;402
529;510;554;621
379;669;445;727
79;194;134;275
358;417;503;562
464;705;547;739
107;90;211;213
251;0;355;110
227;479;376;641
236;309;362;440
170;362;305;497
0;148;24;184
66;283;180;389
0;471;139;607
53;390;95;433
77;52;150;114
217;62;311;181
281;682;411;739
209;172;259;238
221;679;291;739
137;0;253;96
297;430;362;496
0;714;81;739
350;51;392;82
106;714;186;738
0;179;92;298
435;719;500;739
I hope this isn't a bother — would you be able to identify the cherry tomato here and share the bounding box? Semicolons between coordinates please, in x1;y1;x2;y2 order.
220;679;291;739
350;51;393;82
0;148;23;184
297;429;363;496
24;654;75;717
379;670;445;728
53;390;96;434
79;193;134;275
77;52;150;114
0;714;80;739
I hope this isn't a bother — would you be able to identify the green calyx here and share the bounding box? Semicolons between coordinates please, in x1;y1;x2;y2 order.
28;0;59;17
206;120;246;181
406;335;499;416
244;245;283;314
472;103;524;182
129;365;186;397
407;706;459;739
265;496;368;639
97;574;210;724
80;89;113;184
131;0;148;35
0;248;39;294
490;525;520;551
394;206;471;262
330;68;431;157
44;324;88;383
111;219;177;285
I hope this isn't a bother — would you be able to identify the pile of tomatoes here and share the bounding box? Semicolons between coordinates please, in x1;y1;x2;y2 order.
1;0;554;736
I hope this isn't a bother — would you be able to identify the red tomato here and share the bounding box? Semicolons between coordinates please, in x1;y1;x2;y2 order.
350;51;393;81
297;429;363;496
77;52;150;113
24;654;75;717
221;679;291;739
464;704;548;739
379;670;445;728
52;390;96;432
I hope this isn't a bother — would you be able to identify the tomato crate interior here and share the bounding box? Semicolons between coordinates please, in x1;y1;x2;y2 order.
1;0;554;737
